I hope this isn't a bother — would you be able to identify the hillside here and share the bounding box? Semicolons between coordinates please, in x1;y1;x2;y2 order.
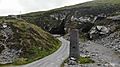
20;0;120;35
19;0;120;56
0;19;60;65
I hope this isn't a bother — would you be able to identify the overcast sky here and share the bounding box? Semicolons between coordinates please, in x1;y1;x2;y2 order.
0;0;92;16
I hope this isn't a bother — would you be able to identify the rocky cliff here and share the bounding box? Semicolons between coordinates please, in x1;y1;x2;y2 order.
20;0;120;35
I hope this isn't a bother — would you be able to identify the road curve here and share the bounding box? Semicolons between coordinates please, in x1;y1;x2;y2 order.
18;37;70;67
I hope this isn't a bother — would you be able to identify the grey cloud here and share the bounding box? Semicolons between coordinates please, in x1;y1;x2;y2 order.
18;0;65;12
0;0;92;16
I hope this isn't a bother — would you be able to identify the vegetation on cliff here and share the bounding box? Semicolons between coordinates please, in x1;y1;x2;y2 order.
0;19;60;65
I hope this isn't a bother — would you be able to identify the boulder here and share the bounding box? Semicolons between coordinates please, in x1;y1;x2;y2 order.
96;26;109;34
89;26;109;39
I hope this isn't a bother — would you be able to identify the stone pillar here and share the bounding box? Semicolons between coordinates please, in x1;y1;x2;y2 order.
69;29;79;61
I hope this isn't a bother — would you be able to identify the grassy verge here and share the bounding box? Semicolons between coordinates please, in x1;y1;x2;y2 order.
61;56;95;67
1;41;61;67
78;56;95;64
14;40;61;65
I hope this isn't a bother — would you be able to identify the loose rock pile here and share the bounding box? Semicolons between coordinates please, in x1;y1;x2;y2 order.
94;31;120;53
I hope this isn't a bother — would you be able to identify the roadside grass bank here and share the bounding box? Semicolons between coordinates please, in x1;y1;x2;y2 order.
0;19;61;67
61;56;95;67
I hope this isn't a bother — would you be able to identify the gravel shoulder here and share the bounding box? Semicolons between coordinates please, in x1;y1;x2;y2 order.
79;41;120;67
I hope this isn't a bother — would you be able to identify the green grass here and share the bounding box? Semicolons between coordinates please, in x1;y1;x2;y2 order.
61;56;95;67
13;44;61;65
78;56;95;64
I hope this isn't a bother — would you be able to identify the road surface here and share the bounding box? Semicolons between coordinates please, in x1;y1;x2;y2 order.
18;37;70;67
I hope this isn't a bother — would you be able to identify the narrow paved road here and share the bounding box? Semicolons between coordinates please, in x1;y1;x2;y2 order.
18;37;70;67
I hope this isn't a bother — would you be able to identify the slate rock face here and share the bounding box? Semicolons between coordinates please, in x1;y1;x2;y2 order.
0;23;20;64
